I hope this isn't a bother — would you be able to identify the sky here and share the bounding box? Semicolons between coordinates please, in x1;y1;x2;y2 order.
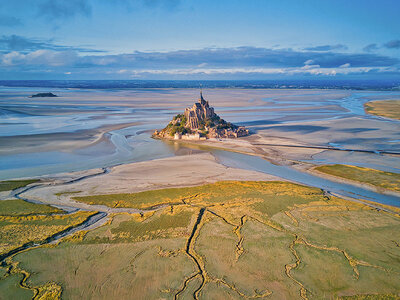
0;0;399;80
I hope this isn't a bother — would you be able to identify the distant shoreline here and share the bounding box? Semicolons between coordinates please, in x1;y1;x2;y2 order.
1;79;400;91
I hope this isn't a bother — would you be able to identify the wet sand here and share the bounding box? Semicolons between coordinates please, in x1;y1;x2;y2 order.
0;121;139;154
18;153;281;211
1;87;400;182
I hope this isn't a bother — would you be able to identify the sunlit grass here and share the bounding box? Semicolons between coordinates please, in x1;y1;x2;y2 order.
314;164;400;192
4;181;400;299
73;181;324;211
0;179;39;192
364;100;400;120
84;209;193;243
0;200;96;256
0;199;62;216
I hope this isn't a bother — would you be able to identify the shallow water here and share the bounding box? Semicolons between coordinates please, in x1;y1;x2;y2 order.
1;88;399;182
212;150;400;207
0;126;177;179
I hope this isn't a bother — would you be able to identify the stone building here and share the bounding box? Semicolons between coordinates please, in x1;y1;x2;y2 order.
184;91;215;130
154;90;249;140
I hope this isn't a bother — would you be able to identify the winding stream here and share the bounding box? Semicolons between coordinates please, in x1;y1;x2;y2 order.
211;149;400;208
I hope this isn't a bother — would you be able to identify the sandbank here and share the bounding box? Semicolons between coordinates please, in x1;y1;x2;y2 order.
20;152;282;211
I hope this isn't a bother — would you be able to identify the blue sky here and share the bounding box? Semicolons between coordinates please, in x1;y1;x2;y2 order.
0;0;399;80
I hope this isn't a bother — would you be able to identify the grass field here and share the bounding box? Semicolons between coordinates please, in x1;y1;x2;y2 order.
2;181;400;299
0;200;96;256
364;99;400;120
314;164;400;192
0;199;62;216
0;179;39;192
73;181;324;210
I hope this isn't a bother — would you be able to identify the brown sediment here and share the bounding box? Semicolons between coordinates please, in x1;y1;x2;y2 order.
249;208;389;298
233;215;247;261
205;210;247;261
240;209;306;294
285;235;309;300
212;277;272;298
174;273;200;299
284;211;299;226
202;211;273;298
175;208;207;300
249;216;284;232
157;246;182;258
297;237;388;279
180;193;202;205
176;208;274;299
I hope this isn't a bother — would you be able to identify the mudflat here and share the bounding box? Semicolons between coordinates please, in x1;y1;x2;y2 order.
1;88;400;299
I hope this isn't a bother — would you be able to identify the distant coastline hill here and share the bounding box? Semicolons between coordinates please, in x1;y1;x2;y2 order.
29;92;58;98
154;91;249;140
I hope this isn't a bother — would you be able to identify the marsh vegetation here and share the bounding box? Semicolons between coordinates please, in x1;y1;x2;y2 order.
2;181;399;299
364;100;400;120
0;179;39;192
314;164;400;192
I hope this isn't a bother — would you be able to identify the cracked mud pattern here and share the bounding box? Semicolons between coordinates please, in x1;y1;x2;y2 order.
1;181;400;299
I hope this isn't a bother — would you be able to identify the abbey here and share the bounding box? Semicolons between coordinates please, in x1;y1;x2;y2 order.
184;91;215;130
154;91;249;140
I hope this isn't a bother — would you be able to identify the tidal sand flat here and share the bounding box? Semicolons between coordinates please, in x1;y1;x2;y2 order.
2;88;400;179
1;87;400;299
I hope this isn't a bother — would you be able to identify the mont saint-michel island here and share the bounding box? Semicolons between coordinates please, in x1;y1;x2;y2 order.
2;1;400;300
154;91;249;140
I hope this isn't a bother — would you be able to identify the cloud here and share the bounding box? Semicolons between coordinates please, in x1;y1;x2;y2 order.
76;46;397;69
301;63;320;70
38;0;91;20
0;35;104;53
303;44;348;51
363;43;379;52
105;65;395;78
1;46;398;79
1;50;78;66
0;15;23;27
384;39;400;49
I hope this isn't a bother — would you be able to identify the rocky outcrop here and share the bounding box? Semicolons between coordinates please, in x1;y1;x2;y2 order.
29;92;58;98
154;91;249;140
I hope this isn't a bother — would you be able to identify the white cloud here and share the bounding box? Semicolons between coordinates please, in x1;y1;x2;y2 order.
1;46;398;79
0;49;78;66
301;64;320;70
128;67;286;75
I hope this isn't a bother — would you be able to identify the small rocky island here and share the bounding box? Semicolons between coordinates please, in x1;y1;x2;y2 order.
30;92;58;98
154;91;249;140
